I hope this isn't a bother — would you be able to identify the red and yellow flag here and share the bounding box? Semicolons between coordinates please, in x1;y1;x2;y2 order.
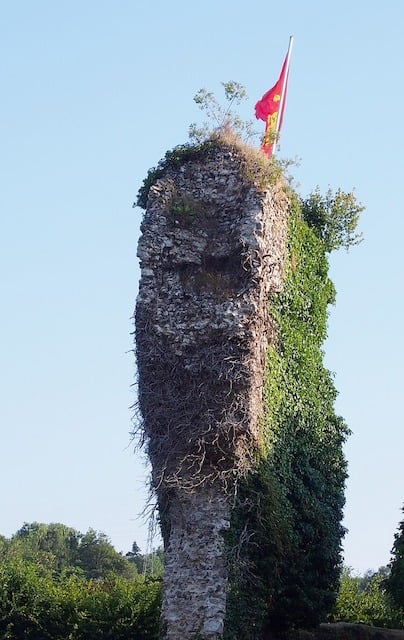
255;46;291;157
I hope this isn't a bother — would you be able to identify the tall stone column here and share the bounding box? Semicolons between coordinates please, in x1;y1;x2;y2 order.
135;142;289;639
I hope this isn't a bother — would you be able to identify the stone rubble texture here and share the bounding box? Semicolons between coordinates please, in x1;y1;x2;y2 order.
135;144;289;639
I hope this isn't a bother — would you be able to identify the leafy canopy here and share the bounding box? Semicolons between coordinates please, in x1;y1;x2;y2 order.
301;187;364;252
1;522;137;580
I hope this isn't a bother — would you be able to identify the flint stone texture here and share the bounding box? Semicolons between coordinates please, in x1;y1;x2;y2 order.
162;487;230;640
135;144;289;639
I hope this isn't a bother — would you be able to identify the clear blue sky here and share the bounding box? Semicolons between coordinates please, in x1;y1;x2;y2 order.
1;0;403;574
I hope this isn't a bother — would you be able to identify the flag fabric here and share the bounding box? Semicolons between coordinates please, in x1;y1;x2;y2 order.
255;49;290;157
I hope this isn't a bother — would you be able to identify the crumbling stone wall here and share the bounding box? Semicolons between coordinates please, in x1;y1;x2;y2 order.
135;143;289;639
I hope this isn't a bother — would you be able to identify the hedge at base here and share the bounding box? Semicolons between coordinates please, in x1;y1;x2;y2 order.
0;560;162;640
224;194;349;638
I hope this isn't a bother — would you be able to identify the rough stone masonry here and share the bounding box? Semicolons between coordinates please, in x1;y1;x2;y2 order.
135;142;289;639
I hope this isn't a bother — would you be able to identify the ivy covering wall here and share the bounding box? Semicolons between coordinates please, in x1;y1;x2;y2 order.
224;193;352;638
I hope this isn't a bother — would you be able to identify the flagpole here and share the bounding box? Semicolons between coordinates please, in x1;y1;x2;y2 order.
273;35;294;156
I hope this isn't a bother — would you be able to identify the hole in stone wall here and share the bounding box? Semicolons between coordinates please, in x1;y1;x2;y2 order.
178;248;246;295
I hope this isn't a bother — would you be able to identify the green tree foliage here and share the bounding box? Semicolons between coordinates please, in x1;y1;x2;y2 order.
331;567;404;628
386;505;404;608
0;525;162;640
126;542;164;578
78;529;136;580
1;522;137;580
301;187;364;252
125;540;143;572
11;522;80;573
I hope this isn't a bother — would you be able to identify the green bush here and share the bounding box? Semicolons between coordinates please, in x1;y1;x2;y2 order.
0;560;66;639
331;568;404;628
0;560;162;640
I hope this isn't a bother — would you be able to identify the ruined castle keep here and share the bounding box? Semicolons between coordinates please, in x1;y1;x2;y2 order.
135;141;289;639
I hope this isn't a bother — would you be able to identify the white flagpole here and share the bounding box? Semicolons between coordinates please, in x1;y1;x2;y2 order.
273;35;294;156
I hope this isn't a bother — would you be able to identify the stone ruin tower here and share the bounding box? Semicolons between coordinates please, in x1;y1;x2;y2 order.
135;141;289;639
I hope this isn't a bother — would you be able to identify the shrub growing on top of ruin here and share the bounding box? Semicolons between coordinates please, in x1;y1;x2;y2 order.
189;80;257;144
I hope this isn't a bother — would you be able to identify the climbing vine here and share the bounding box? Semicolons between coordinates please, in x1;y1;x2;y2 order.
224;188;361;637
